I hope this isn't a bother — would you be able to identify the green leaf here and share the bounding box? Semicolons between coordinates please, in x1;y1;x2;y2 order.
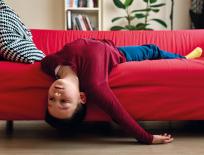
151;19;167;27
113;0;125;9
112;16;126;22
135;13;147;19
125;25;137;30
151;9;159;13
143;0;157;3
150;0;157;4
124;0;134;7
131;8;151;13
135;23;147;30
110;26;126;30
143;0;149;3
150;3;166;8
145;28;154;30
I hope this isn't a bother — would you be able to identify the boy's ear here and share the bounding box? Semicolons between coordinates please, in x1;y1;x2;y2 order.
79;92;86;104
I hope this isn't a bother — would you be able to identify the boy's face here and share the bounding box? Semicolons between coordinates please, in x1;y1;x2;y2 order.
47;79;81;119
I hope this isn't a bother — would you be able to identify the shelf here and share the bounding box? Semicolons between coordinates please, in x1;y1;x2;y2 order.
64;0;102;30
66;7;99;11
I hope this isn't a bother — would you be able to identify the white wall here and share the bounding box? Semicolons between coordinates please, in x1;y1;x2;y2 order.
4;0;64;29
4;0;191;30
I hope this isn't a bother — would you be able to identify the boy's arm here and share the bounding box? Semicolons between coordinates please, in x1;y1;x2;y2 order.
55;65;73;79
41;53;63;77
89;81;153;144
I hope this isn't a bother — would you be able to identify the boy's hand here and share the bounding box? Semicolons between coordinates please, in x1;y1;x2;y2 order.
152;133;174;144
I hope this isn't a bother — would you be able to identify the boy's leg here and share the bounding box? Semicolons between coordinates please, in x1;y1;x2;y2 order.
117;44;185;62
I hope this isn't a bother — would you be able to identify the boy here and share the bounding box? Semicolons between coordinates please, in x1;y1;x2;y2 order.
41;38;202;144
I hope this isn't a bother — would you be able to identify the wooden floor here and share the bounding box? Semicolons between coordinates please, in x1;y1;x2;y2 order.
0;121;204;155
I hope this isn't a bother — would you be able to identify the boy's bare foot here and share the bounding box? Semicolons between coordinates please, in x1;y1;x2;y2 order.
185;47;202;59
152;133;174;144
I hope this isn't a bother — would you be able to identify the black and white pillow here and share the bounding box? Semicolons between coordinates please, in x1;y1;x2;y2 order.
0;0;45;63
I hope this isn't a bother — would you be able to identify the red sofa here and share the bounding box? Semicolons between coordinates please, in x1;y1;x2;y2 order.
1;29;204;124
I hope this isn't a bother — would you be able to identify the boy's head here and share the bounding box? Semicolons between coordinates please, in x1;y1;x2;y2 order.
46;79;87;129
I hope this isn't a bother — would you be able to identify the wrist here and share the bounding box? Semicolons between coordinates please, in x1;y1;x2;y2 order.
57;66;70;78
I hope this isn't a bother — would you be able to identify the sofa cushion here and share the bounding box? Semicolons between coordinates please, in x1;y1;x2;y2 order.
1;57;204;121
109;58;204;120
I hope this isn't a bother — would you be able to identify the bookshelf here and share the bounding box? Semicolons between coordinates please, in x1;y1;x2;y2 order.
64;0;102;30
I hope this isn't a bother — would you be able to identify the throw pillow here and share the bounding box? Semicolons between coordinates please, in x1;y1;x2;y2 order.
0;0;45;63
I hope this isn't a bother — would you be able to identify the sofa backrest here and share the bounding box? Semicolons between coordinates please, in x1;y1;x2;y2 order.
31;29;204;57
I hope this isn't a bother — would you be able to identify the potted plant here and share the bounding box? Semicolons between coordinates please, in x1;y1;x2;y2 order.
111;0;167;30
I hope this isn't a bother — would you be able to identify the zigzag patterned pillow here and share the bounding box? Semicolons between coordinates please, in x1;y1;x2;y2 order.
0;1;45;63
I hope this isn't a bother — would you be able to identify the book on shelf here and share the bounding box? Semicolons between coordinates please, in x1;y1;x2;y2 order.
65;0;78;8
83;15;93;30
78;0;87;7
67;11;94;30
65;0;97;8
74;16;82;30
77;15;87;30
75;14;94;30
67;10;72;29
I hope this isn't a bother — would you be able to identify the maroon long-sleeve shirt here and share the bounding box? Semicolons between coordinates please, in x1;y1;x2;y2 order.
41;38;153;144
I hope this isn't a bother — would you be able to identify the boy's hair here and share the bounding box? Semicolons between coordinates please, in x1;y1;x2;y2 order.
45;103;87;130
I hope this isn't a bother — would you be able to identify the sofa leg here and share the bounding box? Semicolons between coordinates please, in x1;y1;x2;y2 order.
6;121;13;135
